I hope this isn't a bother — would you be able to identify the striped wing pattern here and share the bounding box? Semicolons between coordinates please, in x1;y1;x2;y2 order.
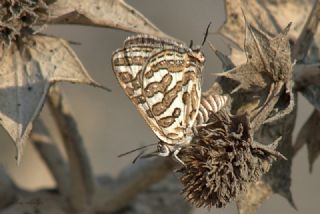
112;35;204;146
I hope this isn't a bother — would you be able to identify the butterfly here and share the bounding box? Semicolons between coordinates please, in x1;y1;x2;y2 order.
112;29;227;163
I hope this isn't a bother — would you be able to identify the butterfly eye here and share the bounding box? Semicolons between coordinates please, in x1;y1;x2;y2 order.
157;144;165;153
157;143;171;157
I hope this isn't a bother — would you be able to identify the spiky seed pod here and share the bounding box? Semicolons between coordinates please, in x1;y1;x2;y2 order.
178;110;277;208
0;0;50;47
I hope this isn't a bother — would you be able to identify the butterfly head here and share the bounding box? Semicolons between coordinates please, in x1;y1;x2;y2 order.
189;50;205;64
188;21;212;64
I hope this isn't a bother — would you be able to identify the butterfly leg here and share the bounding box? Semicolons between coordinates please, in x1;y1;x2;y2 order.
192;126;199;135
173;148;185;166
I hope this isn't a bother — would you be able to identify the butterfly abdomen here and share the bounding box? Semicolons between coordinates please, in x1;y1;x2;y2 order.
196;94;228;125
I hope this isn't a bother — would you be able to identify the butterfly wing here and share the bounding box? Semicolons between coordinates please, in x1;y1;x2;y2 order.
112;35;184;138
112;34;204;145
141;49;204;145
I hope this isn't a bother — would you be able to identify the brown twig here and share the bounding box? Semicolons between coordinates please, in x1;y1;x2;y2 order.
31;117;70;198
47;85;95;212
94;158;176;213
1;189;67;213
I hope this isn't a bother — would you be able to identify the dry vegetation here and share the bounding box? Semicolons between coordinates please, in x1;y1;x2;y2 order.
0;0;319;213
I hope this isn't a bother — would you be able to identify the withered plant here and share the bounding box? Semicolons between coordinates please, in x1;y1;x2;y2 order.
0;0;319;213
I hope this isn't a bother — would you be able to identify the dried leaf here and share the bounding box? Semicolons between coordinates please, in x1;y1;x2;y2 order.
294;64;320;89
300;85;320;111
48;0;170;38
217;22;293;130
229;47;246;66
0;35;106;163
208;42;235;71
258;0;312;40
219;0;279;48
294;110;320;172
296;1;320;114
219;0;312;48
292;0;320;62
219;22;292;87
253;96;297;210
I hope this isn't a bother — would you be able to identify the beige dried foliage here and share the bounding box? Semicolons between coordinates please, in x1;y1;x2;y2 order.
258;0;312;39
220;0;313;73
292;0;320;166
208;1;300;212
220;0;312;50
0;0;319;213
217;22;293;127
0;35;106;163
219;0;278;49
221;0;320;209
48;0;170;38
0;0;171;163
294;110;320;172
255;103;297;209
178;16;293;209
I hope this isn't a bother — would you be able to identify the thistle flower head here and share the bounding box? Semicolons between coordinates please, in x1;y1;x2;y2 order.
0;0;51;46
178;111;275;208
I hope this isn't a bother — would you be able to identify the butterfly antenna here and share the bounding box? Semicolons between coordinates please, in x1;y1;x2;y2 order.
201;22;212;47
133;148;160;163
189;39;194;49
118;143;158;158
132;150;145;163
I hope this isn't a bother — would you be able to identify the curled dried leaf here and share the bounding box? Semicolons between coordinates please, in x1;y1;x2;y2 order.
0;35;106;163
48;0;170;38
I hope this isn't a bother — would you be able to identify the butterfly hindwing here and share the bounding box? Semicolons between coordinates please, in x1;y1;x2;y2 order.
142;49;203;144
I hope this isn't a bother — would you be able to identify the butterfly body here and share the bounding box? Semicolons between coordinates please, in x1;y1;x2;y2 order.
112;35;205;159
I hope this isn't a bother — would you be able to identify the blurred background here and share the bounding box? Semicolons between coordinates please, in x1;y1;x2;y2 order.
0;0;319;213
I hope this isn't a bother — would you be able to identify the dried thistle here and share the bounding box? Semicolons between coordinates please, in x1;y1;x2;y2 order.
0;0;51;47
178;110;278;208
